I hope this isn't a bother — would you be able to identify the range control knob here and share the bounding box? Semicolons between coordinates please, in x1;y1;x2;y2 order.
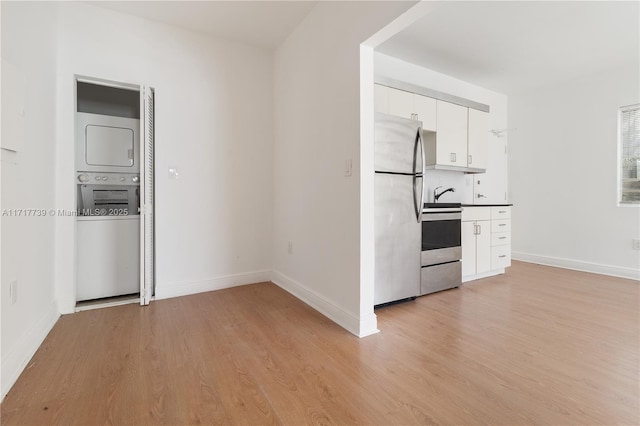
120;177;126;182
78;174;89;183
132;176;140;183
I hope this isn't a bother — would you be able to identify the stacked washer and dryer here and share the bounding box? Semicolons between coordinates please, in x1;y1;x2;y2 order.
75;82;141;302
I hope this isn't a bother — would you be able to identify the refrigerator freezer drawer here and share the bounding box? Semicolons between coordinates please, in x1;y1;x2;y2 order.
421;261;461;295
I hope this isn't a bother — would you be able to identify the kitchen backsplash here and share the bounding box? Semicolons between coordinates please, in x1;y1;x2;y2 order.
423;169;474;204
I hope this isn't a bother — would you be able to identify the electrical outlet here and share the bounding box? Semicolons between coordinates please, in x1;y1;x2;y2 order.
10;280;17;305
287;241;293;255
633;239;640;250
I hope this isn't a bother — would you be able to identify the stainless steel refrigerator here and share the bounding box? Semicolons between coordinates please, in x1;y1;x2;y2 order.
374;113;425;306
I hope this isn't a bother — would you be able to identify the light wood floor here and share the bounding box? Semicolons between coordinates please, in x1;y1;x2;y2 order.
2;261;638;425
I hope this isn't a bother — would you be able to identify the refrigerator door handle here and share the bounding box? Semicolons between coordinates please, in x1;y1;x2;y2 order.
418;129;425;222
413;128;424;223
415;175;424;223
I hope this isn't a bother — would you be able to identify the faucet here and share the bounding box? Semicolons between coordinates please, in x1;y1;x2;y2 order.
434;186;455;203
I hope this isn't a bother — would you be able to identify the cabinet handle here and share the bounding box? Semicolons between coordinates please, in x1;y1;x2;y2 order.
468;155;472;165
451;153;456;163
477;224;481;234
499;210;506;213
499;236;506;240
498;255;507;258
499;223;506;227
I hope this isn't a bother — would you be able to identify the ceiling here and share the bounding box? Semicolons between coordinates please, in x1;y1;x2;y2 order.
376;1;640;95
90;1;638;94
92;1;317;49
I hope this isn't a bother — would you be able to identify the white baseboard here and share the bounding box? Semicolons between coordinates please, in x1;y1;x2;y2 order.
358;312;380;337
512;252;640;281
154;270;272;300
271;270;375;338
1;300;60;400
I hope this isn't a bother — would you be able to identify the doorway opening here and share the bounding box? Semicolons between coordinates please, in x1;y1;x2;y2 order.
73;76;155;310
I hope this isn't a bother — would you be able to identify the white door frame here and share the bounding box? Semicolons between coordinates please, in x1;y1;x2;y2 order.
140;85;155;305
72;75;155;307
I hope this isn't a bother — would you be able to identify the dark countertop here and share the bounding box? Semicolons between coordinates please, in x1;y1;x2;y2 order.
461;204;513;207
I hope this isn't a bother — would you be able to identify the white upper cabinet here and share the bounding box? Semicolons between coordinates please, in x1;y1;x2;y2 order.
413;94;437;131
467;108;488;170
388;87;414;120
433;100;468;167
374;84;390;114
376;85;437;131
375;83;488;172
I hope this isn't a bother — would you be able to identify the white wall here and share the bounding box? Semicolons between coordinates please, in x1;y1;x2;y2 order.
1;2;60;397
272;2;414;337
374;53;509;205
54;2;275;312
509;64;640;279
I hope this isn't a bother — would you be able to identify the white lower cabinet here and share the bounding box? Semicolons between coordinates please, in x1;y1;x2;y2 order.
462;207;491;277
461;221;476;277
462;206;512;282
490;206;511;270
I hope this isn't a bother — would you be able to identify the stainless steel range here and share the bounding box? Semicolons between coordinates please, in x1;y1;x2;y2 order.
421;203;462;295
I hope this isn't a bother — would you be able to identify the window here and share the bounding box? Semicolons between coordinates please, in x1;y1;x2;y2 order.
619;104;640;205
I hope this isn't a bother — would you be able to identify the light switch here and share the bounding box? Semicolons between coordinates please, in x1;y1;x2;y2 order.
10;280;17;305
344;159;352;177
168;167;179;179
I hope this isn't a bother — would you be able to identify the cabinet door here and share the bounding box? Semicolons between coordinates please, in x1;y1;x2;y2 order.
374;84;389;114
468;109;488;169
436;101;468;166
475;220;492;274
461;221;477;276
388;87;415;120
414;94;437;131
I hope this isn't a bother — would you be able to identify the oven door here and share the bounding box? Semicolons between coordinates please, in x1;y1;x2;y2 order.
421;212;461;266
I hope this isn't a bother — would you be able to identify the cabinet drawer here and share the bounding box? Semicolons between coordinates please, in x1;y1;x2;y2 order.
491;232;511;246
492;219;511;233
491;206;511;220
462;206;491;222
421;261;461;295
491;245;511;269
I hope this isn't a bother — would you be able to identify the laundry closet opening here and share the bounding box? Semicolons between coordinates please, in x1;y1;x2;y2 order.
74;77;155;309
